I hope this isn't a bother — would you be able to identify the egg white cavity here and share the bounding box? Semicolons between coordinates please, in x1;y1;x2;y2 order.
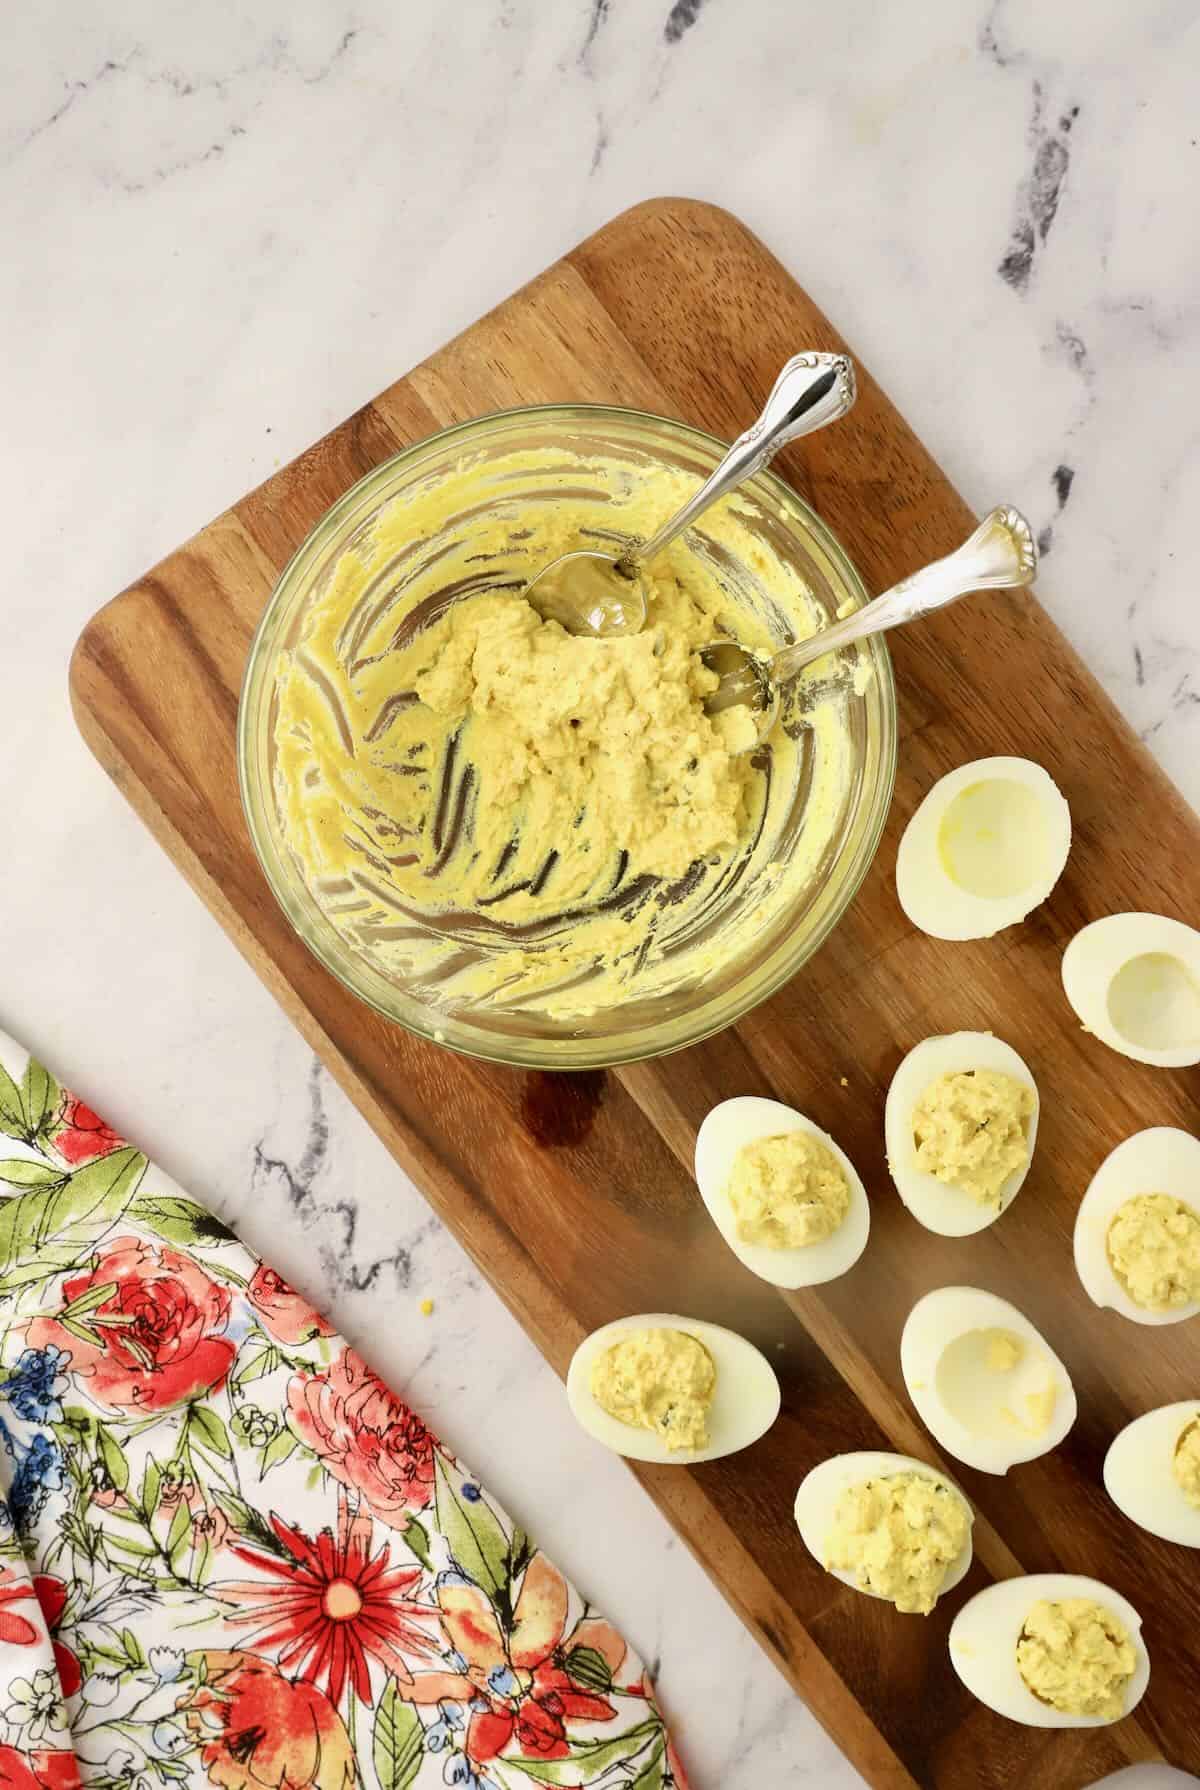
794;1450;974;1603
901;1286;1077;1473
1073;1128;1200;1326
949;1573;1149;1728
1062;912;1200;1067
694;1096;870;1289
885;1032;1039;1236
1104;1402;1200;1547
896;756;1071;942
565;1312;781;1465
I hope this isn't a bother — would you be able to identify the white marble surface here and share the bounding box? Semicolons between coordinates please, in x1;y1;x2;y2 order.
4;2;1200;1784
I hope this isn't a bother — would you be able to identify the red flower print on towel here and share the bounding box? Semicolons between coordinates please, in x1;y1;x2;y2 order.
214;1491;438;1708
190;1507;231;1556
30;1578;81;1702
437;1553;629;1766
178;1651;353;1790
287;1347;435;1525
50;1099;122;1168
156;1465;200;1513
0;1748;82;1790
27;1237;235;1414
247;1266;334;1346
0;1571;40;1648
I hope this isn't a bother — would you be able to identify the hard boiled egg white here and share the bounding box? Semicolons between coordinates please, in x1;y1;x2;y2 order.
1062;912;1200;1067
896;756;1071;941
901;1286;1077;1473
948;1573;1149;1728
794;1450;974;1603
693;1096;870;1288
1073;1128;1200;1326
1104;1402;1200;1547
885;1032;1039;1236
565;1312;781;1465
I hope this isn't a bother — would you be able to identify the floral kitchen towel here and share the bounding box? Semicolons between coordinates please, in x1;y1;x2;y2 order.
0;1030;686;1790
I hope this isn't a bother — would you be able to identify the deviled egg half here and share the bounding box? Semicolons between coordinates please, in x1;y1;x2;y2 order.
1062;912;1200;1067
565;1313;780;1465
949;1573;1149;1728
885;1032;1039;1236
901;1287;1077;1473
1073;1128;1200;1325
1104;1402;1200;1546
794;1450;974;1614
693;1096;870;1289
896;756;1071;941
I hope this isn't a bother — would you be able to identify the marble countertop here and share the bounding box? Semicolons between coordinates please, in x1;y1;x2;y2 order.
4;2;1199;1784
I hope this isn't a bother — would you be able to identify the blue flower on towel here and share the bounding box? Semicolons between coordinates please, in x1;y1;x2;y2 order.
9;1433;64;1536
3;1345;70;1424
486;1665;518;1698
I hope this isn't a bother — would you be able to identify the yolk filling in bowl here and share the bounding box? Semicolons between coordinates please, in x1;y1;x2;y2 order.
240;405;898;1067
270;448;855;1021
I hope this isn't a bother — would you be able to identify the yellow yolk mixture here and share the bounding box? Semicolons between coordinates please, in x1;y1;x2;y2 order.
271;452;853;1020
589;1328;715;1452
1173;1415;1200;1508
825;1472;970;1615
1016;1599;1136;1719
727;1130;850;1249
980;1330;1057;1435
985;1330;1022;1374
1021;1385;1058;1433
1106;1194;1200;1310
911;1069;1033;1204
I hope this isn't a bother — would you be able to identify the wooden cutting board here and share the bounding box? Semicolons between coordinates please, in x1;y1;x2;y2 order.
71;199;1200;1788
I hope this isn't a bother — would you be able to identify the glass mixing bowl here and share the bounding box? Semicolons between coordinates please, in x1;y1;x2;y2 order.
238;405;896;1068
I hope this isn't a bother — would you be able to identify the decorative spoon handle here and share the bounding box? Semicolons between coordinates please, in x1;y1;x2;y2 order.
766;505;1038;685
618;352;856;573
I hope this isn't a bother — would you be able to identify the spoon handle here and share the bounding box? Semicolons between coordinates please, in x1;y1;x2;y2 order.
767;505;1038;685
620;352;856;573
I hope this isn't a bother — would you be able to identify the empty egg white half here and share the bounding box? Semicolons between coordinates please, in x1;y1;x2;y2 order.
693;1096;870;1289
1073;1128;1200;1326
565;1312;781;1465
1104;1402;1200;1547
885;1032;1039;1236
948;1573;1149;1728
793;1449;974;1604
901;1286;1077;1473
896;756;1071;941
1062;912;1200;1067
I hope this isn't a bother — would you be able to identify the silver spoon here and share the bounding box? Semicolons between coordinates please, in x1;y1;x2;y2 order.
702;505;1038;749
523;351;857;637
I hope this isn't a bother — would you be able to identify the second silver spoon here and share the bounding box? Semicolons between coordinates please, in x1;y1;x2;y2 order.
701;506;1039;749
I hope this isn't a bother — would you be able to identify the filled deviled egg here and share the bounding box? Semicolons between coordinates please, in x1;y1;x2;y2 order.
949;1573;1149;1727
896;756;1071;942
1062;912;1200;1067
1104;1402;1200;1546
1073;1128;1200;1325
694;1096;870;1288
794;1450;974;1613
566;1313;780;1464
901;1286;1077;1473
885;1032;1039;1236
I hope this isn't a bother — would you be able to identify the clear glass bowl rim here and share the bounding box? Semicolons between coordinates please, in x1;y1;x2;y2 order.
237;401;898;1070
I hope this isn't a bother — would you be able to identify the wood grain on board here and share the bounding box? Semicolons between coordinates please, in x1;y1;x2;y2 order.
70;200;1200;1788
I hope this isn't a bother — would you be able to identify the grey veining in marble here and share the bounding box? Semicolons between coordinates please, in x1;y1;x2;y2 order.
3;3;1200;1785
